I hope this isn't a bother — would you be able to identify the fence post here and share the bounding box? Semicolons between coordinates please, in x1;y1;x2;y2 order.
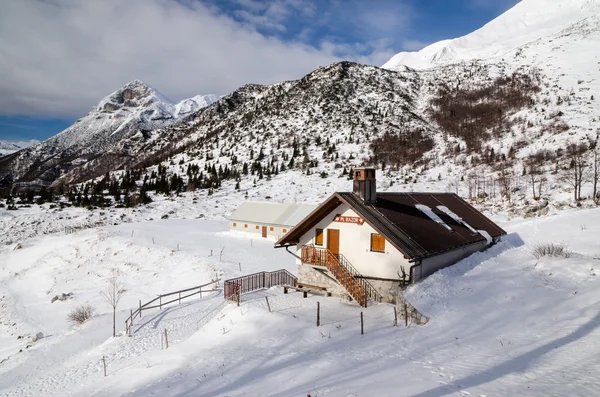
393;306;398;327
102;356;107;377
164;329;169;349
179;292;181;304
360;312;364;335
159;295;162;310
139;300;142;318
404;304;408;327
317;301;320;327
237;288;240;307
265;296;271;312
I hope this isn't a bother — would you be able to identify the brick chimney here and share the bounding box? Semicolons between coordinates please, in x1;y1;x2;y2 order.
352;168;377;204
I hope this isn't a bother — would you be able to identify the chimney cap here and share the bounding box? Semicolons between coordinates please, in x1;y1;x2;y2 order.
353;168;376;181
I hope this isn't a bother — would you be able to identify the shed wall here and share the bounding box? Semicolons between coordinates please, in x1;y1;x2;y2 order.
229;221;290;240
413;240;490;282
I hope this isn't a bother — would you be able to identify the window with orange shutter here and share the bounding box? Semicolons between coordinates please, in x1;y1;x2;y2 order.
315;228;324;246
233;222;237;227
256;225;260;230
370;233;385;252
270;227;274;231
244;224;248;228
283;228;287;233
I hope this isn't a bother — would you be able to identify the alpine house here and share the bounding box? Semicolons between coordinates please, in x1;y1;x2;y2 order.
275;168;506;306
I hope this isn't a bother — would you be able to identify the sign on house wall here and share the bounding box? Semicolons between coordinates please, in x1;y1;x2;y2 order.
333;215;364;225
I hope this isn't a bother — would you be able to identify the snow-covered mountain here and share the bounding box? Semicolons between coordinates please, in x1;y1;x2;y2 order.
383;0;600;70
0;140;39;156
1;0;599;216
0;81;219;187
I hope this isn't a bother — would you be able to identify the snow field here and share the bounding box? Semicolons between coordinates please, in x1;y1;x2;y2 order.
1;207;600;396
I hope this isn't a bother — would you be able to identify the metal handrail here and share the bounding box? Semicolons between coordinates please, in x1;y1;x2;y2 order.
301;245;382;306
223;269;298;303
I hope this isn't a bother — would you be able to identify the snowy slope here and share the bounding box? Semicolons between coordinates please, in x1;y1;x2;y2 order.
174;94;221;117
1;207;600;396
0;140;39;156
383;0;600;70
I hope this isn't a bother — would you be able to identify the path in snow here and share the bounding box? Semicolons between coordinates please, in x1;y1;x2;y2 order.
0;292;227;397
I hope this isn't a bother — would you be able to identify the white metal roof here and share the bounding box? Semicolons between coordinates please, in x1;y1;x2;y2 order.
229;201;317;227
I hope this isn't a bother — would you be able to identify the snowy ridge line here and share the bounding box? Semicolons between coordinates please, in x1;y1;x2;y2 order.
126;279;221;336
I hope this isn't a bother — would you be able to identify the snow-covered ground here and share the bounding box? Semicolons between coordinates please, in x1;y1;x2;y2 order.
1;204;600;396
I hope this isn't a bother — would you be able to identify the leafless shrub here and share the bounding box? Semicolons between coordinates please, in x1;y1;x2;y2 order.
532;243;572;259
68;304;95;325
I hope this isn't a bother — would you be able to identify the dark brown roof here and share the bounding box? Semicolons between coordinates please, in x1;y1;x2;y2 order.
275;192;506;261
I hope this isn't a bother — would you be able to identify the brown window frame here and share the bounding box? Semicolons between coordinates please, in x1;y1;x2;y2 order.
315;228;324;246
270;227;274;231
370;233;385;253
256;225;260;230
244;224;248;228
233;222;237;227
282;228;287;233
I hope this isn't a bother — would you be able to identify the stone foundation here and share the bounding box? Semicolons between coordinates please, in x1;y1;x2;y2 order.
297;264;429;325
298;264;348;297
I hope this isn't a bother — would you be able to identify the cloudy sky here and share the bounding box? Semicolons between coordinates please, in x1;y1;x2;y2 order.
0;0;518;141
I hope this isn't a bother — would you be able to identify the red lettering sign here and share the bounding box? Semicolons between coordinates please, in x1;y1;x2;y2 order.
333;215;364;225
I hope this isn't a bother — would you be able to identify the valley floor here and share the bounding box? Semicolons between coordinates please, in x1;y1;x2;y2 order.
1;208;600;396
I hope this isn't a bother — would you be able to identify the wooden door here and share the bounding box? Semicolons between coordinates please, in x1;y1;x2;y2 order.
262;226;267;238
327;229;340;256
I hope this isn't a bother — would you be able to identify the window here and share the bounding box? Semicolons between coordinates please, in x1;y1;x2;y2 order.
256;225;260;230
244;224;248;228
370;233;385;252
315;228;324;245
270;227;274;231
283;228;287;233
233;222;237;227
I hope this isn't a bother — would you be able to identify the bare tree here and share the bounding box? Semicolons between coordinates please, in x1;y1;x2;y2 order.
525;155;544;200
592;140;599;204
101;270;126;337
560;143;588;202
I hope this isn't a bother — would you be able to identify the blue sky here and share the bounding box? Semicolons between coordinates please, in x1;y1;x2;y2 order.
0;0;518;142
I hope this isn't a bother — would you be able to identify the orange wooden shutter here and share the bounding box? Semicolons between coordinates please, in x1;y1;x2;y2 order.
315;228;324;245
371;234;385;252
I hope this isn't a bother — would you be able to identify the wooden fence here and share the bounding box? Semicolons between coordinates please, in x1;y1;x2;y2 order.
125;279;220;336
224;269;297;304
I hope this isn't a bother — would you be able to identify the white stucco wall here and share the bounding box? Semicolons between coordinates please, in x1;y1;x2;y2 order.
229;221;290;240
295;204;411;280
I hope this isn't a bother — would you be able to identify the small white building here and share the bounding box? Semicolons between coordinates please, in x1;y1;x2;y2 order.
229;201;317;240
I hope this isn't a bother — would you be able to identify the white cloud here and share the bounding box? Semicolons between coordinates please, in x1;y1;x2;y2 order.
402;39;430;51
0;0;341;118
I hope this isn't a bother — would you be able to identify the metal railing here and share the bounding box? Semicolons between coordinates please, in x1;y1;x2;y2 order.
125;279;220;336
224;269;298;304
301;245;382;307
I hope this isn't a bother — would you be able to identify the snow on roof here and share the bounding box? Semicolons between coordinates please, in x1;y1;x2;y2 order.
415;204;453;232
437;205;478;233
229;201;317;227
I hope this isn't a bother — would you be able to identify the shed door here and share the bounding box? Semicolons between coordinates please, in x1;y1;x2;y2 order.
262;226;267;238
327;229;340;256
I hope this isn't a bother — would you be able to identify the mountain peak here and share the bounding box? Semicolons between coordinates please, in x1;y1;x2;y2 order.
95;79;170;113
